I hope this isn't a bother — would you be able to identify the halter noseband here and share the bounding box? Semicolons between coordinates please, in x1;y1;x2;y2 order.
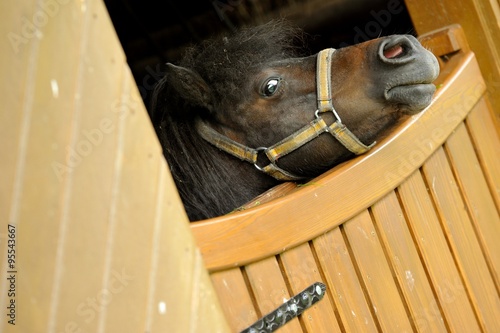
195;48;376;181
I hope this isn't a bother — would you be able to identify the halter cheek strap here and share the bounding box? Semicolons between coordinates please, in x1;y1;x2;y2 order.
316;48;376;155
195;48;376;181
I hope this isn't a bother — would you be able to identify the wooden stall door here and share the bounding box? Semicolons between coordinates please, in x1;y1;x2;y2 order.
192;26;500;332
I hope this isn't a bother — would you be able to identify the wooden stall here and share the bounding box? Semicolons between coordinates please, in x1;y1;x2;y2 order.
1;0;499;332
190;26;500;332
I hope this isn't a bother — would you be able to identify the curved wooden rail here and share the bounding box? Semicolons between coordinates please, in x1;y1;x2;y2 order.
191;29;487;272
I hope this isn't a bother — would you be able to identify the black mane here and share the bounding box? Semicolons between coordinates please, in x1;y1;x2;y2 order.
151;21;306;220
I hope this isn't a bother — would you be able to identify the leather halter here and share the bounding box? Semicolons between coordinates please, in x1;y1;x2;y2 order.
195;48;376;181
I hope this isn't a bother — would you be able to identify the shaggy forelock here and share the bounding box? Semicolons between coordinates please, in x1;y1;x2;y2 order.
179;20;307;102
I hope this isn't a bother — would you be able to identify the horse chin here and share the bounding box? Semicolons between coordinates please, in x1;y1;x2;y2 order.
385;83;436;114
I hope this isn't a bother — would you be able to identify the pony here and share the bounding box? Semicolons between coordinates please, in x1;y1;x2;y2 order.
151;21;439;221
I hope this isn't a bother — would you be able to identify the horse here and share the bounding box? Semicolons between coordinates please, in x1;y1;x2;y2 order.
151;21;439;221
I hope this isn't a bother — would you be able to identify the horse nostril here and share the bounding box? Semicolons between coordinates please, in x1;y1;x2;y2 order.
379;35;416;64
383;44;404;59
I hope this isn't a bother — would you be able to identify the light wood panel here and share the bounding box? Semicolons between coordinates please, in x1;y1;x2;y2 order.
398;171;481;332
244;257;304;333
0;0;229;332
371;192;448;332
1;0;88;331
343;211;414;332
445;121;500;288
465;96;500;210
312;228;379;332
211;268;259;332
279;243;341;332
422;147;500;331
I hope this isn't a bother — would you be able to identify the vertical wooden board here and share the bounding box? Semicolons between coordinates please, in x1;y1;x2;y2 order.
445;121;500;287
244;257;303;333
98;75;154;333
343;210;413;333
312;228;379;332
0;0;39;219
465;97;500;210
39;2;140;332
371;191;448;332
48;5;131;333
422;147;500;331
82;4;156;331
211;268;259;332
0;0;88;332
398;171;481;332
146;165;230;333
279;243;341;332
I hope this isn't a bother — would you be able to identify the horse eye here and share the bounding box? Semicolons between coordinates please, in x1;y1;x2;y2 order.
261;78;281;97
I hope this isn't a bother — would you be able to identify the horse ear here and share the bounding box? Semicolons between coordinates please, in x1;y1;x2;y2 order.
165;63;213;110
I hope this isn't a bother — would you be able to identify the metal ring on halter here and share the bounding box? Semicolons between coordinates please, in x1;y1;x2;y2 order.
314;109;342;124
253;147;269;172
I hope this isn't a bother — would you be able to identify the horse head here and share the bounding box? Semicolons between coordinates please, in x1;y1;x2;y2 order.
152;22;439;220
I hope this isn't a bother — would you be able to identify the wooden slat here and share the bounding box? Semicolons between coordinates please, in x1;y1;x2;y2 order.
312;228;379;332
211;268;259;332
0;0;87;331
445;121;500;288
465;96;500;210
371;192;448;332
0;0;46;224
192;51;487;271
279;243;341;332
48;2;139;331
422;147;500;331
398;171;481;332
97;71;155;332
244;257;303;333
343;211;413;332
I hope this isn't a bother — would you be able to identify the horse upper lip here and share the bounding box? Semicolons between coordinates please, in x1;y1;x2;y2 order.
384;58;440;99
385;80;434;95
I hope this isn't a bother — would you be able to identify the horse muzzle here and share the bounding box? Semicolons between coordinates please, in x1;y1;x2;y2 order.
378;35;440;113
